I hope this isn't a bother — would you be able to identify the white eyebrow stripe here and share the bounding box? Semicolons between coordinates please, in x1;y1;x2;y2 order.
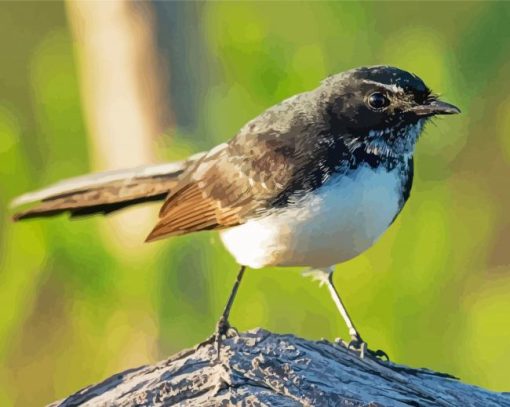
361;80;404;94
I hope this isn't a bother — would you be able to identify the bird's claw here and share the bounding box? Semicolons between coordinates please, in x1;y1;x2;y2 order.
347;337;368;359
335;336;389;361
367;348;389;360
197;317;239;363
215;316;238;339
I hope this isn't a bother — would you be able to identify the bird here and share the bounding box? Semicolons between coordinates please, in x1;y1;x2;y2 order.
11;65;460;358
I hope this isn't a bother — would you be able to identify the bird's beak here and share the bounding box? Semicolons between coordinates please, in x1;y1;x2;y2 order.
410;99;461;117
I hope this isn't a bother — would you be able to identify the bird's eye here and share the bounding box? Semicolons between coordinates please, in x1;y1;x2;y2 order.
367;92;390;110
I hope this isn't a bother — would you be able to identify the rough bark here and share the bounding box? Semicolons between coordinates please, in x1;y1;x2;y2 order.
49;329;510;407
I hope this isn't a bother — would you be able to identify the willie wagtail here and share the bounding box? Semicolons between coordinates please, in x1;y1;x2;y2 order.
11;65;460;358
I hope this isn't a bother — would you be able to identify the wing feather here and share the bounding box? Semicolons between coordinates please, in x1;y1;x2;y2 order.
145;183;242;241
144;135;299;242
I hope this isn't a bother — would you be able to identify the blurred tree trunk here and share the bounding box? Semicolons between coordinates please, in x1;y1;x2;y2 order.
66;0;171;242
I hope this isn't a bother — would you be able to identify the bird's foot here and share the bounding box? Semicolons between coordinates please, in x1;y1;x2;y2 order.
336;335;389;361
199;316;238;362
215;316;239;339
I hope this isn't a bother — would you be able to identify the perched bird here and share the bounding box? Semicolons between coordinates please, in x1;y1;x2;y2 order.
11;66;460;358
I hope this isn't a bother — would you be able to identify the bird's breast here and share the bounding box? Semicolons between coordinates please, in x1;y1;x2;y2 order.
220;164;407;269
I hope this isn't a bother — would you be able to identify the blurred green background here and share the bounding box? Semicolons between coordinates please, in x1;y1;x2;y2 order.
1;1;510;405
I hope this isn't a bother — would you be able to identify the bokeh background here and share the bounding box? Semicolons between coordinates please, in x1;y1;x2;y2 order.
1;1;510;405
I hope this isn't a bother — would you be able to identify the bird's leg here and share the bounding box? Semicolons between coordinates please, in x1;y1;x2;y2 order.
215;264;246;338
200;265;246;360
303;267;388;360
321;269;364;351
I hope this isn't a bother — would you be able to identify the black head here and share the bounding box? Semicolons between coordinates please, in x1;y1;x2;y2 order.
320;65;460;157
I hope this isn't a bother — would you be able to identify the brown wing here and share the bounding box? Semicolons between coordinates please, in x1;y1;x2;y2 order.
144;182;242;241
145;138;294;242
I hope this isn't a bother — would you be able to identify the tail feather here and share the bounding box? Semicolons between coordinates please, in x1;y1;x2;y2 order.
11;153;204;221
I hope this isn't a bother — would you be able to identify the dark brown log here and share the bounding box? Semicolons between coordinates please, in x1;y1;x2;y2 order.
49;329;510;407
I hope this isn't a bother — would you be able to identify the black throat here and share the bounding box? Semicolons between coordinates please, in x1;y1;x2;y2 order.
268;134;414;210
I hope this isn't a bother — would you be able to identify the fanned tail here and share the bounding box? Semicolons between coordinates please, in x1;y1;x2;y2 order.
11;153;204;221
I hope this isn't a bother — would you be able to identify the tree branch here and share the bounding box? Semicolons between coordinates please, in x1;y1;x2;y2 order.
49;329;509;406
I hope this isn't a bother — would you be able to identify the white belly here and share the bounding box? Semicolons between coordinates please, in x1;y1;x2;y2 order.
220;164;403;269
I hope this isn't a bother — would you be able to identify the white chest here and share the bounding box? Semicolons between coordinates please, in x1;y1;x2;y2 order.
220;165;404;269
